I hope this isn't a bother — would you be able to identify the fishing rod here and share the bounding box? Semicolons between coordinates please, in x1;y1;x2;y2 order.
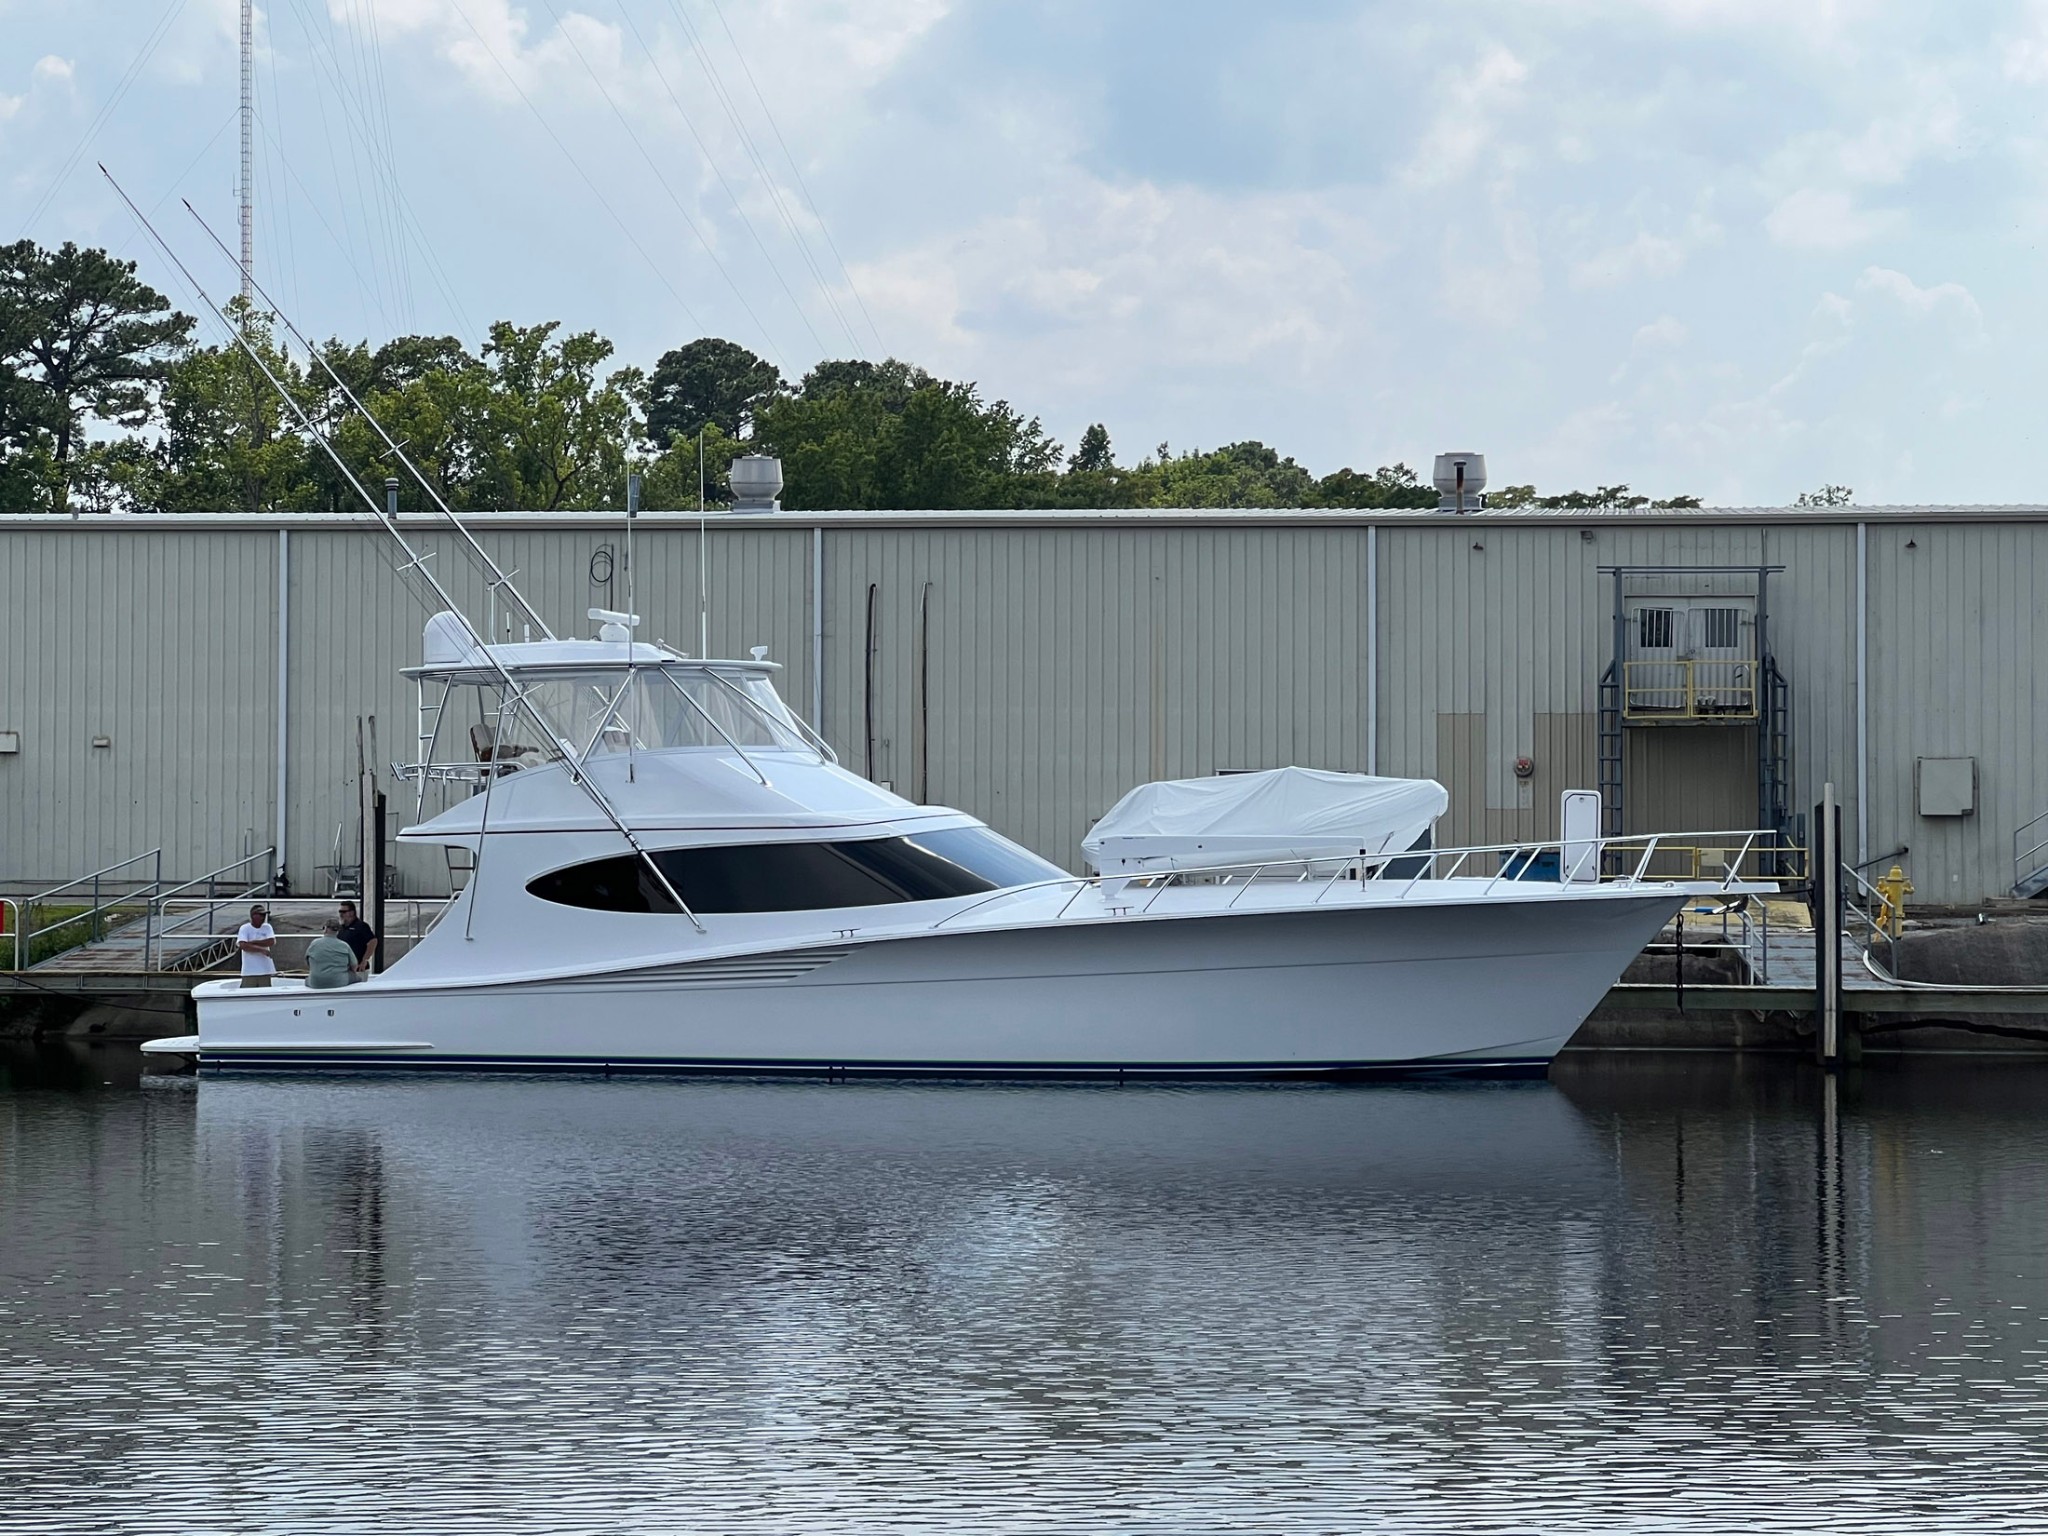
178;197;557;643
101;166;705;934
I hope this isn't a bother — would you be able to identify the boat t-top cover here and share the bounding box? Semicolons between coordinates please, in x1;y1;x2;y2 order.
1082;767;1449;875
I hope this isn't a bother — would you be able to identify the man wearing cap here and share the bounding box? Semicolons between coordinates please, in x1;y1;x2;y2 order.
236;904;277;989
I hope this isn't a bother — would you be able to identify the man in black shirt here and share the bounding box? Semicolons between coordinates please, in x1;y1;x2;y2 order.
337;901;379;976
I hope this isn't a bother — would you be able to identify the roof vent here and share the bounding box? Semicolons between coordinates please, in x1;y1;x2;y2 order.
1433;452;1486;514
730;455;783;513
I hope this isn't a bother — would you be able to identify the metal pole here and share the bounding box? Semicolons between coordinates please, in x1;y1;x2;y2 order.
1817;781;1843;1067
1365;523;1378;775
625;469;639;633
811;524;825;737
1855;521;1868;866
275;527;289;891
698;427;709;657
239;0;253;307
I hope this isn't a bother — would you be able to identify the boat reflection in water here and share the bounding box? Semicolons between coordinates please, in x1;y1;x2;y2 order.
12;1059;2048;1532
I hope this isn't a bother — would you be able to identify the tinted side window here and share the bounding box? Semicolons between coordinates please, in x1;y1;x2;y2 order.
526;853;679;914
526;828;1064;916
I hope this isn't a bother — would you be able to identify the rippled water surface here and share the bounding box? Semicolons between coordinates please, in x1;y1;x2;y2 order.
6;1042;2048;1533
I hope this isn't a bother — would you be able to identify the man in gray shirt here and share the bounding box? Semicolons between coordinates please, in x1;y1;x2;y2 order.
306;919;361;990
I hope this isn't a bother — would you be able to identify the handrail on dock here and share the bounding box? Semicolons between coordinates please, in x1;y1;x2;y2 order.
10;848;164;970
145;847;278;970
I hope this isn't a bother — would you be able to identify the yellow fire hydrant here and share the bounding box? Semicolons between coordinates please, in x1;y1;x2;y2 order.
1875;864;1914;939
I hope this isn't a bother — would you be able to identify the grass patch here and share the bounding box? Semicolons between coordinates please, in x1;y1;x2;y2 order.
5;904;143;968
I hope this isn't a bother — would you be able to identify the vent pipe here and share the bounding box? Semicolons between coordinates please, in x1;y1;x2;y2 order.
730;455;783;513
1433;451;1486;514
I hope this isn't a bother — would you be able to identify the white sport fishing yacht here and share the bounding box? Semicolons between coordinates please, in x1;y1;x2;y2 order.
119;201;1770;1080
144;610;1772;1077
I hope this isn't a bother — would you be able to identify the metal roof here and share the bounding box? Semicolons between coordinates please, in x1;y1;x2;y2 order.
7;503;2048;531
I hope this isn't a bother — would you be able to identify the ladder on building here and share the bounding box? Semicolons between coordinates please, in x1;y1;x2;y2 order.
1596;661;1624;840
1758;657;1794;873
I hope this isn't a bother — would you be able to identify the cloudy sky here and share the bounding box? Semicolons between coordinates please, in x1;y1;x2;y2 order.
3;0;2042;504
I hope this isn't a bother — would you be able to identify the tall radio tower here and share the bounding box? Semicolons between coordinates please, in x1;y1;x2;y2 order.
238;0;254;306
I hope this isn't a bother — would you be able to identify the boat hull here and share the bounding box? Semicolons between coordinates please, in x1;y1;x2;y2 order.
179;893;1682;1077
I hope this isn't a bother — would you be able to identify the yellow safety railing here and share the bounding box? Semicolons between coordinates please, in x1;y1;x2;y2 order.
1623;660;1758;720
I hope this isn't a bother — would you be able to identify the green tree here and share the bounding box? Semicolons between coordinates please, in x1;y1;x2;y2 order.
636;423;743;510
1069;423;1113;473
1310;462;1436;509
0;239;191;511
316;334;490;513
1122;441;1315;508
0;282;55;513
463;321;639;511
1794;483;1853;507
141;310;318;513
754;358;1058;510
645;337;781;447
1491;482;1700;511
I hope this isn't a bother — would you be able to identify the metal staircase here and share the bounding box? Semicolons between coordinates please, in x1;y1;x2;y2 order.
1596;661;1624;840
2017;810;2048;899
1757;656;1794;872
1597;566;1793;866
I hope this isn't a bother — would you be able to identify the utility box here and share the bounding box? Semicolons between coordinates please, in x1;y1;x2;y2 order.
1916;756;1977;817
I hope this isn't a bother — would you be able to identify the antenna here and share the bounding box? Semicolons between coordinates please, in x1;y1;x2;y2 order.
238;0;253;307
698;425;709;657
625;465;638;641
181;200;557;641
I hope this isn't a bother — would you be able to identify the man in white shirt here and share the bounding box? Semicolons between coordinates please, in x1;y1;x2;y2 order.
237;903;277;989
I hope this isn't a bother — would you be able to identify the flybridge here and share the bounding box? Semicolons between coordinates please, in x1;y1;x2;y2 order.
397;610;837;808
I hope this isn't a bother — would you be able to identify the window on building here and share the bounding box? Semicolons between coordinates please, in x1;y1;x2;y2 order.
1699;607;1742;650
1636;607;1675;649
526;827;1067;915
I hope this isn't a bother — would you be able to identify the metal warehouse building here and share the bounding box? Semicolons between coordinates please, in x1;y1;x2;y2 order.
2;503;2044;905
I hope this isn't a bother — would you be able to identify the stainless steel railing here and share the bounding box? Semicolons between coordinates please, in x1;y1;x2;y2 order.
930;828;1789;932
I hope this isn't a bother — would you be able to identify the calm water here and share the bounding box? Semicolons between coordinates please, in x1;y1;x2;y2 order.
4;1043;2048;1534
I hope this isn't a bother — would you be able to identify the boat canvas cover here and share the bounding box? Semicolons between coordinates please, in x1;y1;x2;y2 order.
1082;767;1449;875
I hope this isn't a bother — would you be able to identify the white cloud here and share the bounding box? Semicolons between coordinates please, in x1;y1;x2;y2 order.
1400;44;1528;188
6;0;2048;503
31;54;72;85
1763;187;1901;249
1855;264;1983;328
1632;315;1689;350
1572;230;1684;288
850;174;1375;390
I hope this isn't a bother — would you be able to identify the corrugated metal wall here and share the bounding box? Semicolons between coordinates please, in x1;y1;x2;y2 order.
2;511;2041;901
0;528;277;888
821;527;1369;862
1868;523;2048;901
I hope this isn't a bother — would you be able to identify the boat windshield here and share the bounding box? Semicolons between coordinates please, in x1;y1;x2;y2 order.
502;668;813;760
